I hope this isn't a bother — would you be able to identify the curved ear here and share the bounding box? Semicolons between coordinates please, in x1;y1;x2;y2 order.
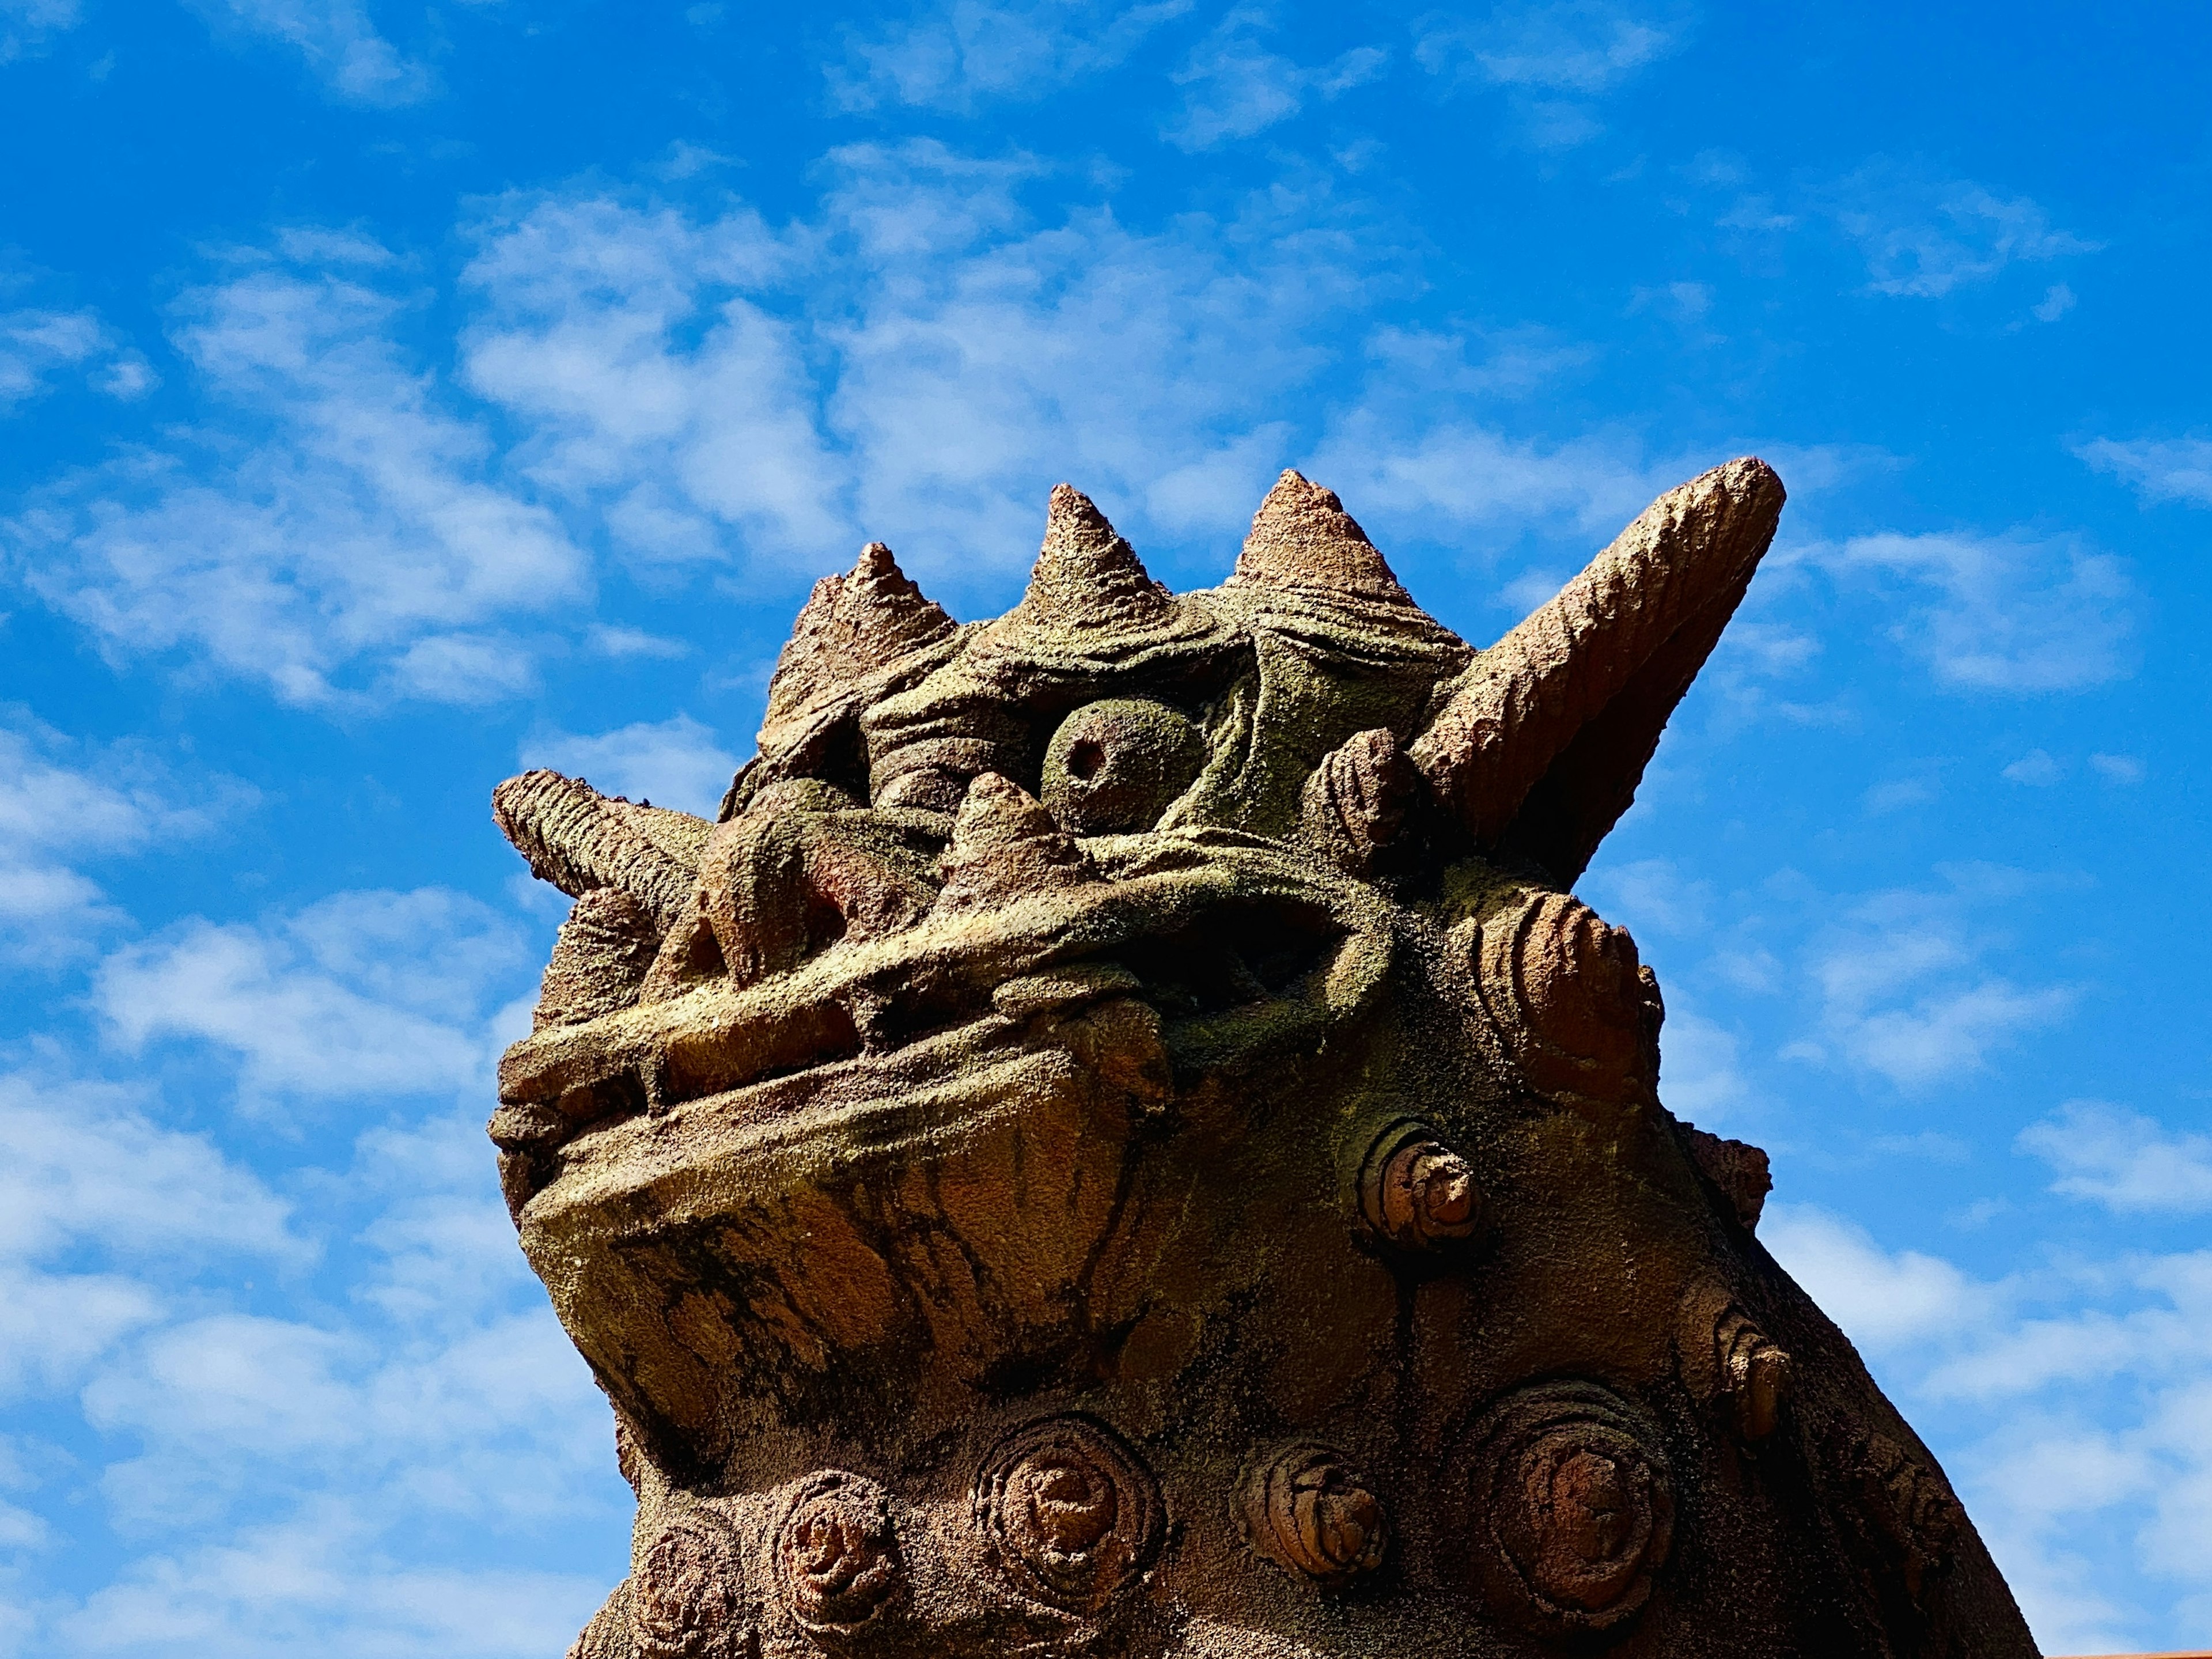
1408;458;1786;885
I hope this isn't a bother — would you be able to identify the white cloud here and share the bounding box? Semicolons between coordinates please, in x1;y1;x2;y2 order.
0;1266;162;1404
1809;880;2071;1089
0;1073;296;1266
585;623;688;660
1763;1203;2212;1652
2088;751;2143;785
1825;163;2100;299
2077;434;2212;507
1763;1203;1986;1353
15;154;1824;713
522;713;740;817
459;192;840;571
1412;1;1681;147
459;145;1411;600
1653;1007;1750;1125
1585;855;1712;935
1817;529;2135;692
186;0;434;106
0;1067;298;1400
1164;8;1387;151
0;1078;623;1656
0;0;80;61
2032;281;2075;322
68;1109;616;1540
1301;409;1660;555
0;305;153;411
828;0;1194;114
9;247;589;708
2020;1102;2212;1214
1414;0;1680;93
96;888;530;1107
0;711;243;961
60;1508;607;1659
2003;748;2063;786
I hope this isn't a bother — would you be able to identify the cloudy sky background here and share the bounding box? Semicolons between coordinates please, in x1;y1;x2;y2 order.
1;1;2207;1653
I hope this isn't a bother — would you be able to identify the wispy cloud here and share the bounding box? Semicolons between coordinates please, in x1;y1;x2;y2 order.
9;241;589;709
2003;748;2064;786
1163;7;1387;150
0;925;616;1649
61;1509;609;1658
0;302;155;410
828;0;1193;114
12;154;1480;702
460;143;1414;601
2076;435;2212;508
1763;1206;2212;1653
3;1094;619;1655
1412;1;1684;147
1763;1204;1986;1350
1304;410;1660;560
1415;0;1680;92
0;1070;300;1399
96;888;531;1109
185;0;434;106
1805;874;2073;1089
1823;161;2099;299
2020;1102;2212;1214
0;0;81;62
521;714;740;818
1813;529;2135;692
0;710;245;962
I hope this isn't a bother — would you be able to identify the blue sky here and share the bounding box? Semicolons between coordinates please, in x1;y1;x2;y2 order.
0;1;2207;1653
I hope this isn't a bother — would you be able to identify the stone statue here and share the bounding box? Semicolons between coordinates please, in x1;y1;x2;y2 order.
489;461;2037;1658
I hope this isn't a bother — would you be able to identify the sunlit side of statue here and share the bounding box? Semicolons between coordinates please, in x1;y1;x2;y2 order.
489;460;2036;1658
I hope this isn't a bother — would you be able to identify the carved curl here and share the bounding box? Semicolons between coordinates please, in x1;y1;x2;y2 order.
1678;1284;1793;1442
972;1416;1162;1612
1358;1120;1482;1253
775;1471;904;1639
1238;1441;1391;1589
1459;1382;1675;1635
1466;889;1658;1107
633;1513;751;1659
1834;1429;1962;1603
1300;728;1417;877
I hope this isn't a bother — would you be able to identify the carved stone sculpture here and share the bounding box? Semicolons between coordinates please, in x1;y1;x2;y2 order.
491;462;2037;1658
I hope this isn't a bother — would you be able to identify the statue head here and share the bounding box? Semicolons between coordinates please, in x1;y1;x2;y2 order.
490;461;2033;1658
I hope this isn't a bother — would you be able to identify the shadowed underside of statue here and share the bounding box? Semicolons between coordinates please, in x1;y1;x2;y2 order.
487;460;2037;1659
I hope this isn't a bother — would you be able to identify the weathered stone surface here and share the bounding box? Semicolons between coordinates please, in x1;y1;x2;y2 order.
493;460;2037;1658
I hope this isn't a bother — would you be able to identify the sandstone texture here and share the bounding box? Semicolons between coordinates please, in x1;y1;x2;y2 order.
490;461;2039;1658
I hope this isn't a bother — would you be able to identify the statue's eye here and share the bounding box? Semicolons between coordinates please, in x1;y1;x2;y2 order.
1041;699;1205;835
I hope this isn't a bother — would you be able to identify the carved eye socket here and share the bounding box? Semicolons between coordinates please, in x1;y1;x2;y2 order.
1041;699;1205;835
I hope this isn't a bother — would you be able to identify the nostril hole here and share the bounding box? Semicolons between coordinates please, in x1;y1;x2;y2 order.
1069;738;1107;781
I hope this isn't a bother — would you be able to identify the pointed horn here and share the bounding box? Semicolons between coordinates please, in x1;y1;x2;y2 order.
762;541;955;730
1230;469;1411;603
1019;483;1171;627
492;770;711;929
1408;457;1786;882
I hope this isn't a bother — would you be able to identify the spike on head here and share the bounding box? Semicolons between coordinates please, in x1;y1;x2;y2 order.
762;540;955;729
1231;470;1412;604
1019;484;1172;628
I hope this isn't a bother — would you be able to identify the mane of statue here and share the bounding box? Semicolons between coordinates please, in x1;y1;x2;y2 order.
489;461;2036;1659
